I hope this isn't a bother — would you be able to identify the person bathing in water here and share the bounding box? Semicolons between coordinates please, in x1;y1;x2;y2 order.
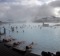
26;42;34;51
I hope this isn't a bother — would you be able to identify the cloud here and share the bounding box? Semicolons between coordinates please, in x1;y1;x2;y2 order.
50;0;60;7
0;0;19;2
32;5;55;22
0;0;56;6
0;0;60;23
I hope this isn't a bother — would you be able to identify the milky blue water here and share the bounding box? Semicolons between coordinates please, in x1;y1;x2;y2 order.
0;23;60;54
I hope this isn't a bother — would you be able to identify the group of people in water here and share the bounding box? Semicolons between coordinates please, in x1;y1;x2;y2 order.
11;26;24;33
0;24;58;36
2;36;34;51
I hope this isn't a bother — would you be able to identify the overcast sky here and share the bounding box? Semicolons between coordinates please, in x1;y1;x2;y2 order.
0;0;60;22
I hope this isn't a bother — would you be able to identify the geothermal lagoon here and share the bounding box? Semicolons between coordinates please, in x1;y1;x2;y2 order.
0;23;60;55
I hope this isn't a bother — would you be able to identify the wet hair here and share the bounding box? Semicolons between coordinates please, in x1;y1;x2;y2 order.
26;46;29;50
41;51;48;56
56;52;60;56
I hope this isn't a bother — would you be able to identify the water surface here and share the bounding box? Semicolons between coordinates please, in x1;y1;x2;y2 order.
0;23;60;54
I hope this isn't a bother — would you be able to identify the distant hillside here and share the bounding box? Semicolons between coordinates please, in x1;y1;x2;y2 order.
33;16;60;23
0;21;9;24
